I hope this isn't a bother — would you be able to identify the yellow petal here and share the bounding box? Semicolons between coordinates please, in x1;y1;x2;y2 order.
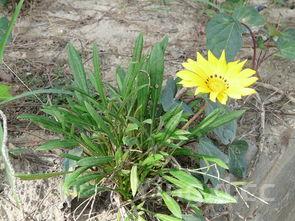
209;91;218;102
182;59;208;80
176;70;206;87
216;50;227;74
195;86;210;95
226;60;247;77
182;59;198;72
177;70;200;81
196;52;213;75
241;88;257;96
217;92;228;105
208;50;218;65
242;77;258;87
226;87;242;99
239;68;256;77
219;50;226;65
179;80;198;87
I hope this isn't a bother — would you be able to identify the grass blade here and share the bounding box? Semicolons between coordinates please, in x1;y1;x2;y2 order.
0;88;73;106
91;44;107;107
161;192;182;219
67;43;88;94
16;171;69;180
0;0;24;63
77;156;113;167
130;165;139;197
37;139;78;151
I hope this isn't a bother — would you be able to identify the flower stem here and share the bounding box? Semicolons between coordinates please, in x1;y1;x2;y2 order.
241;23;257;70
182;102;208;130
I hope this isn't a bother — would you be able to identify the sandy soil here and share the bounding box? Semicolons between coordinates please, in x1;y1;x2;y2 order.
0;0;294;220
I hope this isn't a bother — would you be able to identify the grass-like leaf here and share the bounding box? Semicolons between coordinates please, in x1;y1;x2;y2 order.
67;43;88;94
161;192;182;219
16;171;69;180
0;0;24;63
130;165;139;197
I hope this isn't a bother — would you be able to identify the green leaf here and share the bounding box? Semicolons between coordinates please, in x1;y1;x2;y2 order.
70;172;102;187
0;88;73;106
228;140;249;178
77;156;113;167
63;147;83;171
91;44;107;106
183;214;205;221
0;17;9;42
198;137;229;186
130;165;139;197
64;167;88;192
67;43;88;93
0;0;8;6
205;101;237;145
233;6;265;28
116;66;126;93
171;188;203;202
149;37;168;122
125;123;139;132
161;78;193;115
200;155;229;169
155;214;182;221
37;139;77;151
163;175;190;189
137;61;150;120
141;154;164;166
16;171;69;180
199;188;237;204
78;184;106;198
277;29;295;60
169;170;203;190
161;192;182;219
191;108;221;137
164;110;183;138
18;114;64;133
192;108;245;138
123;34;144;97
206;13;243;61
0;0;24;63
0;84;12;100
220;0;245;13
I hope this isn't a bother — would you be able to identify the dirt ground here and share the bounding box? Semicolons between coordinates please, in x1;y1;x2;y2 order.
0;0;294;220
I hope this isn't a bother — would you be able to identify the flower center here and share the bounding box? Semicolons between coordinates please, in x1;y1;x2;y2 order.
205;74;229;93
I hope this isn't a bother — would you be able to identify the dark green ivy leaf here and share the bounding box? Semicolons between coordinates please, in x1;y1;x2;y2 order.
228;139;249;178
205;101;237;145
198;137;229;186
277;29;295;60
161;77;193;115
233;6;265;28
206;13;243;61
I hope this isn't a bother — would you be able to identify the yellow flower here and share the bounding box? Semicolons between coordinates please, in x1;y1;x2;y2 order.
176;50;258;104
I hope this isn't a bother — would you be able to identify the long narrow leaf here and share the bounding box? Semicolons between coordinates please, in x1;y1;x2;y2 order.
0;89;73;106
0;0;24;63
130;165;139;197
77;156;113;167
37;139;78;151
149;37;168;123
91;44;107;107
67;43;88;94
16;171;69;180
122;34;144;97
161;192;182;218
